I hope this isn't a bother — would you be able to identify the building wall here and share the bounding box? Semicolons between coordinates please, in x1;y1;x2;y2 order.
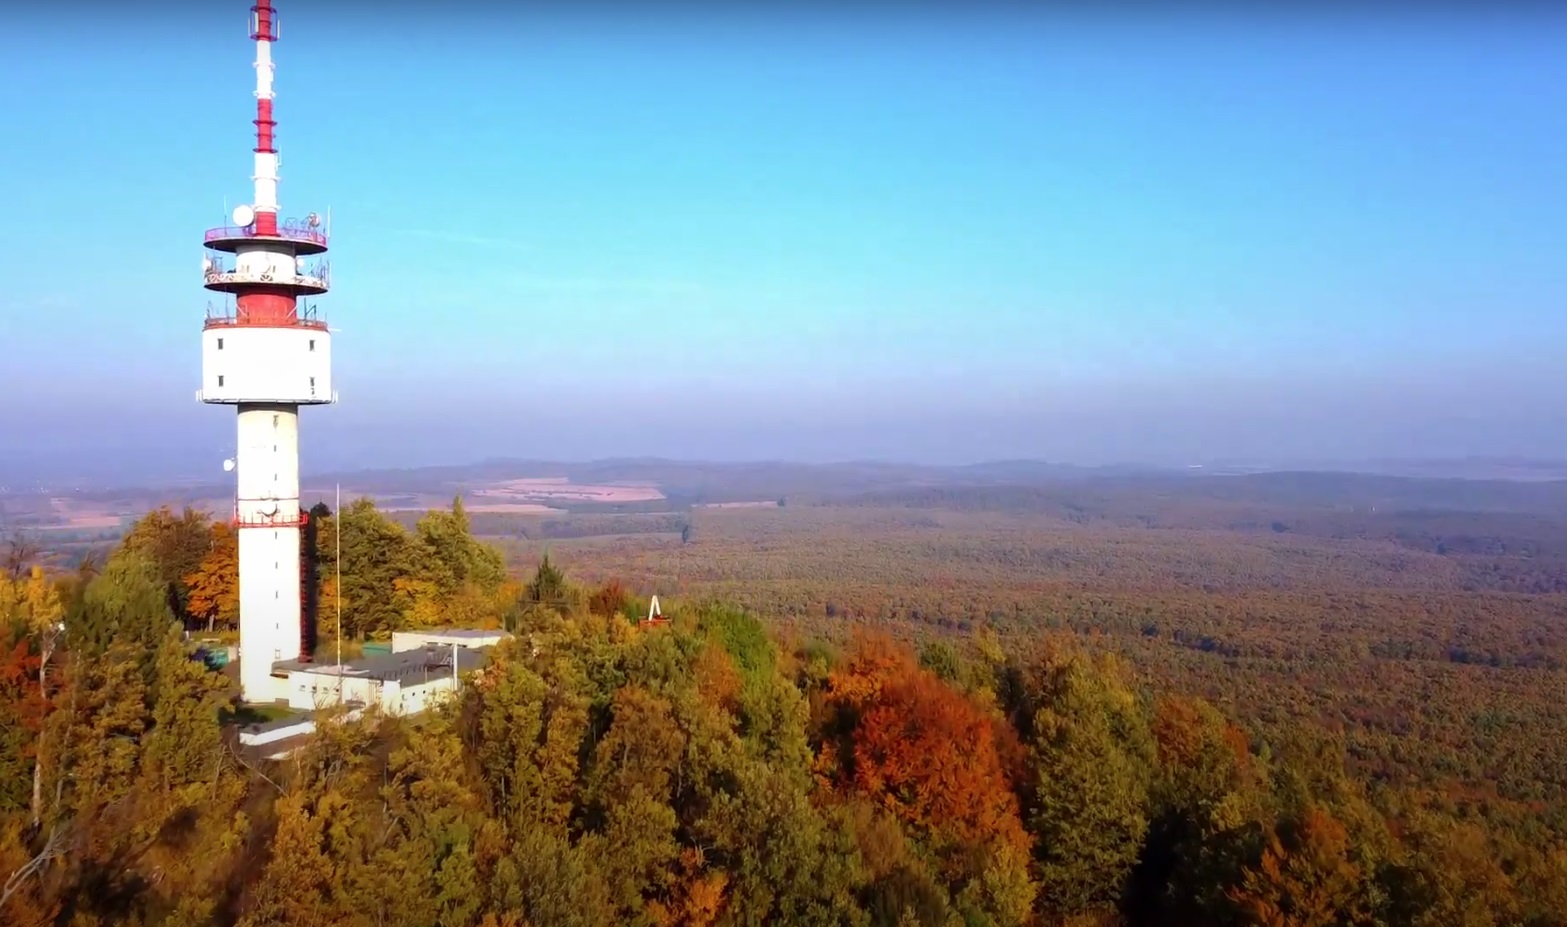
200;326;332;404
286;671;458;717
392;630;510;653
244;672;292;706
287;671;381;712
386;678;453;715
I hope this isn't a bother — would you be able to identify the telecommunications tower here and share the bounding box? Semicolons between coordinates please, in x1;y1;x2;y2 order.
199;0;334;702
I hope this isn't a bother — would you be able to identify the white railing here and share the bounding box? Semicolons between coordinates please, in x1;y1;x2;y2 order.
197;388;337;404
205;224;327;248
203;268;330;291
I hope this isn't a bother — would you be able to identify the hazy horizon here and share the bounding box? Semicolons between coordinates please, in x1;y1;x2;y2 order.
4;5;1564;481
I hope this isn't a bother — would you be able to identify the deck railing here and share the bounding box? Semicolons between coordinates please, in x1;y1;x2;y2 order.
205;223;328;248
233;509;309;529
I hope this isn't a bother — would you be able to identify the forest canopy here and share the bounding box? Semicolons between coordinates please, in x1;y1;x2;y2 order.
2;500;1564;927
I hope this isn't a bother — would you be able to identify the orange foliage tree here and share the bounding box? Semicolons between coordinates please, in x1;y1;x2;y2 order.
1230;806;1371;927
814;634;1035;921
183;522;238;633
589;579;630;621
0;639;45;811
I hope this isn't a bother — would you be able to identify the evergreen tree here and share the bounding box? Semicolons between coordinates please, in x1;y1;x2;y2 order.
72;551;179;673
1022;648;1155;920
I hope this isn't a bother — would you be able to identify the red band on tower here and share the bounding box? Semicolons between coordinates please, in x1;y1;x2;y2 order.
236;291;298;324
251;0;277;41
255;99;275;153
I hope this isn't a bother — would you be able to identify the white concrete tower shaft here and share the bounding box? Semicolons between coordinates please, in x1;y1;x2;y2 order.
200;0;335;704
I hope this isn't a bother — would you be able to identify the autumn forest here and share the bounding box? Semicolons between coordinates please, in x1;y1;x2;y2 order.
3;466;1567;926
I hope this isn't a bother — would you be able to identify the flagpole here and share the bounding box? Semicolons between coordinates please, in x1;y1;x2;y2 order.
335;482;343;703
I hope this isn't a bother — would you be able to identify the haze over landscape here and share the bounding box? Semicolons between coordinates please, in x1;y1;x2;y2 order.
7;5;1567;927
3;6;1565;484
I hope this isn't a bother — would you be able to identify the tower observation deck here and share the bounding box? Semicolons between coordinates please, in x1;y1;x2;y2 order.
200;0;335;703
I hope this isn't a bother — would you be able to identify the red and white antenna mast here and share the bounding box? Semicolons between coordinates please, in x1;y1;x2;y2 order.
251;0;281;237
199;0;337;704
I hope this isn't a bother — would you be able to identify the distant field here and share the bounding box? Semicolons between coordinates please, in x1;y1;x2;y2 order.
2;475;670;533
35;513;126;530
477;477;664;504
306;477;665;515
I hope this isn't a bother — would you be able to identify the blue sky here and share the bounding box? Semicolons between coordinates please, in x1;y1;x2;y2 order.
1;5;1564;481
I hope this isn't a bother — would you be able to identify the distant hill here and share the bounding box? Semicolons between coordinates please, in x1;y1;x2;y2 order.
7;457;1567;532
1200;457;1567;482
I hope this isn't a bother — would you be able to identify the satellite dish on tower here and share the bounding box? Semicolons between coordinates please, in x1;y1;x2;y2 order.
223;459;236;472
307;212;321;228
232;204;255;228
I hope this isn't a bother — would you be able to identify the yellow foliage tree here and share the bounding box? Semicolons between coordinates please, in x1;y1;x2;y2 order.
393;576;445;629
317;573;340;644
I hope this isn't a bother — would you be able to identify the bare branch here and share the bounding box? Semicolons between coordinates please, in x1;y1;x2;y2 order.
227;739;284;795
2;532;41;583
1;823;68;911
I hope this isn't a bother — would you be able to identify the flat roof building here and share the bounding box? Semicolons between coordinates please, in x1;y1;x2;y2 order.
274;643;494;716
392;628;511;653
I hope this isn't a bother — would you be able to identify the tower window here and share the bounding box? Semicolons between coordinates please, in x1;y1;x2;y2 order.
309;339;315;351
309;376;316;387
217;338;224;350
217;375;224;386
